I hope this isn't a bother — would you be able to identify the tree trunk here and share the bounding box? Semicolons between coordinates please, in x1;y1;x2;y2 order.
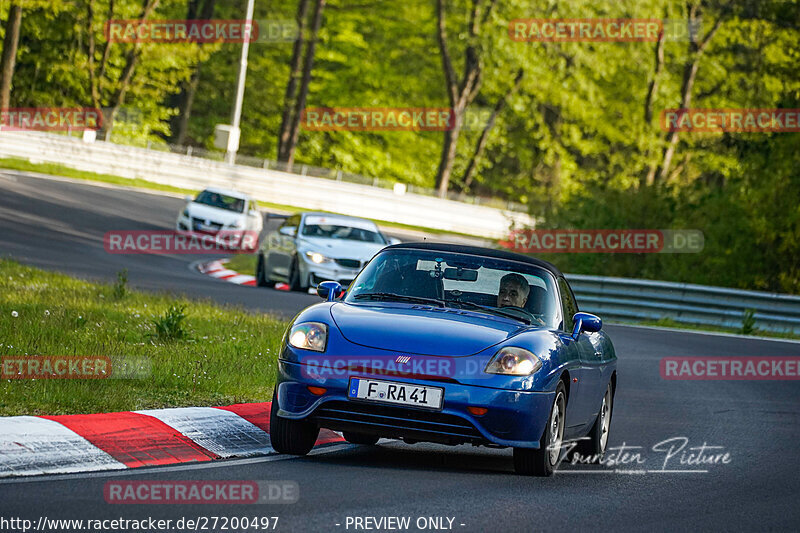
169;0;215;145
284;0;325;168
641;28;666;187
461;68;524;193
278;0;310;160
433;0;494;198
105;0;161;135
654;7;723;184
0;3;23;110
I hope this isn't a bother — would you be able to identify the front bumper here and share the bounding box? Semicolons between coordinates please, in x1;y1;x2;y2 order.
276;359;555;448
299;256;361;288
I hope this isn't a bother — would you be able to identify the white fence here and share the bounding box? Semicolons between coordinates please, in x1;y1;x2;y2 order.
0;131;533;238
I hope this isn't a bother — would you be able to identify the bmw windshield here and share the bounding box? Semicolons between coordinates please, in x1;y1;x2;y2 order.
346;248;561;328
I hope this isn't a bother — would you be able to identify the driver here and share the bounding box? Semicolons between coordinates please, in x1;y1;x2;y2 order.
497;273;530;308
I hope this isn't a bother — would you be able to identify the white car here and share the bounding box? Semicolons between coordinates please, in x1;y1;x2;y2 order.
176;187;263;251
256;212;399;290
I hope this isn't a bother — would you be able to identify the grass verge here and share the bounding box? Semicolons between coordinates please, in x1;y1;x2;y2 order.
224;254;259;277
0;156;484;239
0;260;288;416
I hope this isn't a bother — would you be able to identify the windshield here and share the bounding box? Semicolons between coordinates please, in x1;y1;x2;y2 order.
194;191;245;213
302;223;386;243
346;248;560;328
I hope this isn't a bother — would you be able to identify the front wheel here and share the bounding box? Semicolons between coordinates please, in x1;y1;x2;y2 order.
513;380;566;476
269;391;319;455
287;256;303;291
572;381;613;462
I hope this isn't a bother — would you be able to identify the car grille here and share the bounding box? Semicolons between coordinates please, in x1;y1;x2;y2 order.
334;258;361;269
191;217;223;233
311;401;485;444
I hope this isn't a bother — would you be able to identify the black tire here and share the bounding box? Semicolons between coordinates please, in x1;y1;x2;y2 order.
343;432;380;445
571;381;613;463
269;391;319;455
288;256;303;291
513;380;567;476
256;254;275;287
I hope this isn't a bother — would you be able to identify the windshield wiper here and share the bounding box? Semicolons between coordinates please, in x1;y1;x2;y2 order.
354;292;445;307
444;299;531;324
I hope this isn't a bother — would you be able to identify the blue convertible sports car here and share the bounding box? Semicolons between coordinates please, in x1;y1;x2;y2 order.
270;242;617;476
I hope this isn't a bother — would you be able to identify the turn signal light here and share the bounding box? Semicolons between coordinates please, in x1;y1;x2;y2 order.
467;406;488;416
307;386;327;396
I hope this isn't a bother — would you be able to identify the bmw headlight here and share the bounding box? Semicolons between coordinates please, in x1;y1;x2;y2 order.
288;322;328;352
305;250;333;264
484;347;542;376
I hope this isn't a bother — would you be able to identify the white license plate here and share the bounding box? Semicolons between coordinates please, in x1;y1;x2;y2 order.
348;378;443;409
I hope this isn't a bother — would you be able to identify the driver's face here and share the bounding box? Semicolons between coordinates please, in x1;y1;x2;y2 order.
498;282;527;308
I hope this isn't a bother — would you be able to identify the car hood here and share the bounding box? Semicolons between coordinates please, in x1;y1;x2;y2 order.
297;237;386;261
330;302;526;356
186;203;243;225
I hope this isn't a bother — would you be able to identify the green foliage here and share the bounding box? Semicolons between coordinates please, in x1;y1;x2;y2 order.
151;305;190;342
2;0;799;293
112;269;129;300
741;309;756;335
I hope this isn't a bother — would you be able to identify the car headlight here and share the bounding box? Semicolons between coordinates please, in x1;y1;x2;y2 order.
228;219;244;228
288;322;328;352
305;250;332;264
182;209;190;218
484;347;542;376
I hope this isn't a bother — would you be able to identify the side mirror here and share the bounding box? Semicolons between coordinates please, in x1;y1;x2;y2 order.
184;194;193;202
279;226;296;237
317;281;344;301
571;312;602;339
387;237;402;245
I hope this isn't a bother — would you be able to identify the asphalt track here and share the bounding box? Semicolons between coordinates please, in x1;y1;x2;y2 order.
2;171;800;532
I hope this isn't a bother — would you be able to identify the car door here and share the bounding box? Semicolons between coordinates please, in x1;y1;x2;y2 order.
265;214;300;279
556;277;596;431
562;277;605;429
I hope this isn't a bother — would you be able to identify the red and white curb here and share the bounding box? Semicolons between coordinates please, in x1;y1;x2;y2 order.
197;259;259;287
0;403;343;478
198;259;291;290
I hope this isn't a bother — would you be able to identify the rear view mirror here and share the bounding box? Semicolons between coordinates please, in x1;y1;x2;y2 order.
317;281;344;301
443;267;478;281
571;312;602;339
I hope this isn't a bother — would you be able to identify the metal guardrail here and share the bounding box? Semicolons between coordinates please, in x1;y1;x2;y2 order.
568;274;800;334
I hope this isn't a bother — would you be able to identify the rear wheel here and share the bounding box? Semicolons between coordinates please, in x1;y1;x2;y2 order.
513;381;566;476
572;381;613;462
343;432;380;445
256;254;275;287
269;391;319;455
